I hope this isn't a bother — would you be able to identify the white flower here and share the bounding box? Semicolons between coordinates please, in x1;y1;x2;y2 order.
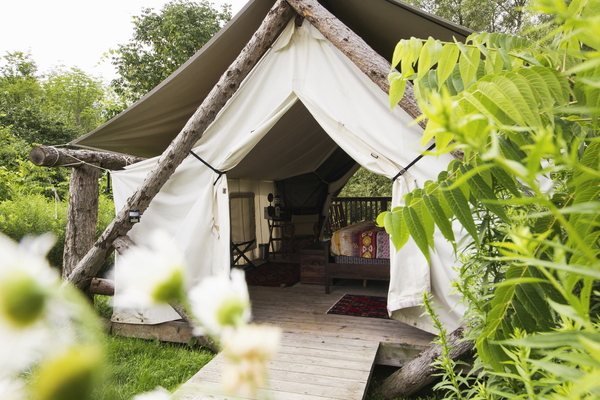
188;269;251;336
113;230;187;308
221;324;281;398
0;233;59;378
0;377;26;400
131;387;170;400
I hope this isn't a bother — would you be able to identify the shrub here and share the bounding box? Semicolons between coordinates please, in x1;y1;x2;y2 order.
0;192;67;269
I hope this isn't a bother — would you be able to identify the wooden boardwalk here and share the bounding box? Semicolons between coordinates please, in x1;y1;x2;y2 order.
173;280;433;400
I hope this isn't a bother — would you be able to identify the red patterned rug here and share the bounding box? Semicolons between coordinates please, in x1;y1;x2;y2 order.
327;294;390;319
245;262;300;287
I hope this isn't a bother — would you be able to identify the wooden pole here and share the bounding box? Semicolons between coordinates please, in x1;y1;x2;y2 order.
29;145;144;169
63;0;295;291
62;164;100;280
376;327;474;399
284;0;425;129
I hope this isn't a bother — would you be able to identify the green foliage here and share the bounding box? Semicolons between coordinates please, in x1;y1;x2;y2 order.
0;192;115;272
43;67;105;132
110;0;231;102
93;336;213;399
0;52;113;145
0;192;67;269
383;0;600;397
340;167;393;197
403;0;547;36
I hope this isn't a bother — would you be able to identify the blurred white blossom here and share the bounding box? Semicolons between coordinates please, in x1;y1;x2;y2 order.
0;377;26;400
0;233;59;378
221;324;281;398
188;269;251;336
114;230;187;308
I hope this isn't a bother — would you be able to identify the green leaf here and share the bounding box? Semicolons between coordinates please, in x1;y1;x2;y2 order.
511;299;536;333
417;37;442;81
458;45;481;89
490;166;521;197
461;164;510;222
389;73;408;111
492;285;515;308
423;194;455;242
403;206;430;262
441;180;479;244
384;209;410;251
502;331;600;349
514;284;552;331
477;75;536;128
436;44;460;88
411;193;435;249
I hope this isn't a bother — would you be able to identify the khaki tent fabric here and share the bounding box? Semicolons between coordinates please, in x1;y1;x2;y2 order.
70;0;471;158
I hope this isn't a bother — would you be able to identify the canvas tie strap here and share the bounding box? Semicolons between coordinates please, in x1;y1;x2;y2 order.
392;143;436;181
189;150;225;185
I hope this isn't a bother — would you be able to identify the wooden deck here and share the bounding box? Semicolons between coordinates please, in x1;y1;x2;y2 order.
172;280;434;400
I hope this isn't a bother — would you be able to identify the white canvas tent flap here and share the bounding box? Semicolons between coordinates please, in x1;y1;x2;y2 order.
111;19;463;332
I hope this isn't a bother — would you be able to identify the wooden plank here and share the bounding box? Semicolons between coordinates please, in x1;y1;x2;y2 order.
201;362;369;387
208;357;372;381
196;369;366;394
176;381;350;400
111;320;193;344
187;370;365;400
276;344;376;363
375;342;426;367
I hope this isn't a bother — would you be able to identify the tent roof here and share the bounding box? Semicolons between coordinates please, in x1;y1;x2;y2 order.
71;0;472;158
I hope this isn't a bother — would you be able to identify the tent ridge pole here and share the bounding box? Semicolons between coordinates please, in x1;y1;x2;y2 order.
63;0;296;291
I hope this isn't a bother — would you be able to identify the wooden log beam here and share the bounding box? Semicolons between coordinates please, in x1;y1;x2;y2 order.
30;145;144;169
62;164;100;280
89;277;115;296
375;326;474;399
62;0;295;292
285;0;425;129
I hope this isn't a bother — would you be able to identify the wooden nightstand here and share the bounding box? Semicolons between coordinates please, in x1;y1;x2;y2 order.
299;241;330;285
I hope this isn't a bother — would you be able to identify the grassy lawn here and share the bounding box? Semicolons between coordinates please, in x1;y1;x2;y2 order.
93;296;215;399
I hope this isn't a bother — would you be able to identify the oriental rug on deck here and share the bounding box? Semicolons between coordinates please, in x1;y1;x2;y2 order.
326;294;390;319
244;262;300;287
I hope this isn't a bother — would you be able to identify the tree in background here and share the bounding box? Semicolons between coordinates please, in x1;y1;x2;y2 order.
404;0;542;35
339;167;393;197
110;0;231;102
44;67;105;132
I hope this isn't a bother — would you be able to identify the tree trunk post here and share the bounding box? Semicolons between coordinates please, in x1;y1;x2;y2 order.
376;326;474;399
62;164;100;280
62;0;296;291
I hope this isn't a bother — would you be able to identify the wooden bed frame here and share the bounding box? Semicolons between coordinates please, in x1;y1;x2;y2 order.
324;242;390;294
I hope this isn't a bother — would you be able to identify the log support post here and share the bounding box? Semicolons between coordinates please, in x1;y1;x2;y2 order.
63;164;100;280
376;326;474;399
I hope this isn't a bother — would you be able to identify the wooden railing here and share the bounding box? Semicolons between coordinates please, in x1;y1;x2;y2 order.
331;196;392;226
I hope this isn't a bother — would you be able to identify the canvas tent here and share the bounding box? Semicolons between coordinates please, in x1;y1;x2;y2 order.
71;0;471;333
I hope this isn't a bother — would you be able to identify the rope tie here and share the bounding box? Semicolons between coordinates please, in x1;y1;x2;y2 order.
392;143;436;181
189;150;225;185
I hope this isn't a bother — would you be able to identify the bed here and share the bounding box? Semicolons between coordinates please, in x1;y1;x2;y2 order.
325;221;391;294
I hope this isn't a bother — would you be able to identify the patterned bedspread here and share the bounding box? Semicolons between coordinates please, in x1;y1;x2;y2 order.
331;221;390;259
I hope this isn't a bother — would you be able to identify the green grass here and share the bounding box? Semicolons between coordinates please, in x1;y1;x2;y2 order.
92;295;215;399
